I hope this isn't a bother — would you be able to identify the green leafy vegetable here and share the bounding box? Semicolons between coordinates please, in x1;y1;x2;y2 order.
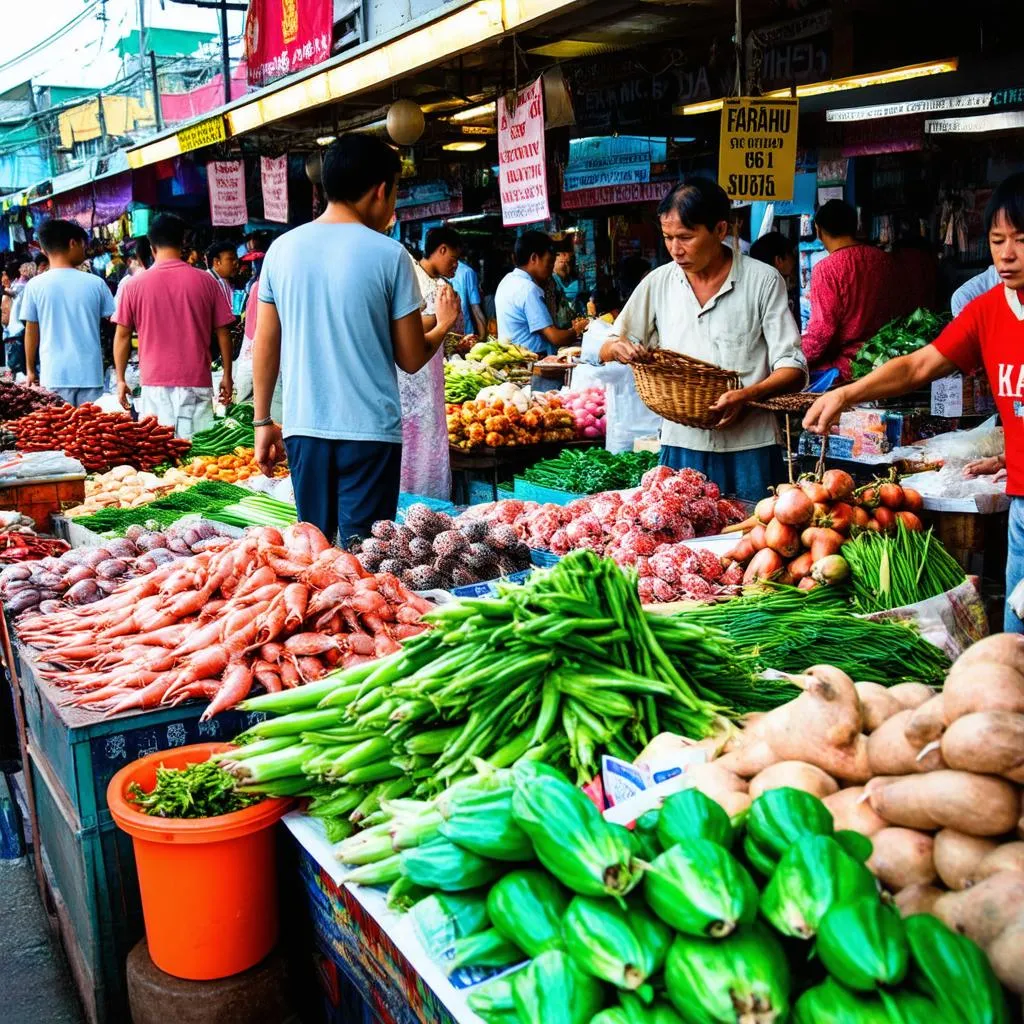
127;760;263;818
851;308;951;380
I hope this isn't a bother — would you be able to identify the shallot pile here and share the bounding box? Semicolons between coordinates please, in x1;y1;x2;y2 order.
0;379;66;419
0;522;229;614
17;524;434;719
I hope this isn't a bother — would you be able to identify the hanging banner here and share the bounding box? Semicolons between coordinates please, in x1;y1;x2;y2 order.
209;160;248;227
261;155;289;223
245;0;333;89
718;98;799;201
497;78;550;227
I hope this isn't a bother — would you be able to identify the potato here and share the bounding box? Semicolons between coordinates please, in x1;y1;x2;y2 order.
933;871;1024;947
951;633;1024;675
970;842;1024;885
886;682;935;710
904;693;946;749
932;829;999;890
868;770;1021;836
868;709;945;776
894;883;945;917
943;663;1024;722
986;919;1024;993
823;787;887;837
867;827;937;891
855;682;903;732
940;711;1024;777
715;740;780;779
748;761;838;801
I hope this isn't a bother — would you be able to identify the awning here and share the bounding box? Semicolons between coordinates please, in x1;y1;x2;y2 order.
2;148;131;212
126;0;582;170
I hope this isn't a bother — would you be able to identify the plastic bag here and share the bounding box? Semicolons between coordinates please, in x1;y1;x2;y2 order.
571;362;659;454
398;349;451;500
0;450;85;480
859;578;988;661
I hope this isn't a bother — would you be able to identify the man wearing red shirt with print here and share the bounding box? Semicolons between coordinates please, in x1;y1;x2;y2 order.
113;214;234;438
804;173;1024;633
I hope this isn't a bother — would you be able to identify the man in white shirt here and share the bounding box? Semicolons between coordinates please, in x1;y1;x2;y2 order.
600;178;806;502
18;219;114;405
951;265;1001;316
206;240;239;312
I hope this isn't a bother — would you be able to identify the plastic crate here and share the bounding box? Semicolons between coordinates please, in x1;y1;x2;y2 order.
530;548;561;567
16;643;261;830
29;744;140;1023
512;477;585;506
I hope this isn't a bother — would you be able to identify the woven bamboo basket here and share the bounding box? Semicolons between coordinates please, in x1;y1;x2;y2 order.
631;350;741;428
748;391;819;413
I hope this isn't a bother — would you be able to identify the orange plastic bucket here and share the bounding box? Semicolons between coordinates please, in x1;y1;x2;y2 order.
107;741;292;980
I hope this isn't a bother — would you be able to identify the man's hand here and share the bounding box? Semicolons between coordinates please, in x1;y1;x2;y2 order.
116;379;130;411
219;374;233;407
25;368;37;387
599;338;643;364
435;284;460;332
571;316;589;339
708;388;748;430
803;388;849;435
964;455;1006;479
255;423;285;477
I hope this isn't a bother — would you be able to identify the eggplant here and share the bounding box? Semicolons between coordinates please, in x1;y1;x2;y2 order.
7;588;41;612
95;558;130;579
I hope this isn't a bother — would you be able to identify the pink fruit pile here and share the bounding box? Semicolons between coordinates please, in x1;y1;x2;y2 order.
560;386;606;439
637;543;744;604
460;467;746;561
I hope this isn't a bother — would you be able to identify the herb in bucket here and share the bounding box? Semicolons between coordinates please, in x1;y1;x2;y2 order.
128;760;262;818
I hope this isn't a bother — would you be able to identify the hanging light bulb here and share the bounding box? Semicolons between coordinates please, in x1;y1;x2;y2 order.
387;99;425;146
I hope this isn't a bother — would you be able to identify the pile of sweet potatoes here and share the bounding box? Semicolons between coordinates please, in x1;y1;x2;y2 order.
706;639;1024;994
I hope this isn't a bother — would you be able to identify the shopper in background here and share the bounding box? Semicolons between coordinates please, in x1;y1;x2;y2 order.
34;253;49;275
112;213;234;438
17;219;114;406
599;177;806;502
206;240;239;311
3;261;33;374
452;258;487;339
801;199;895;381
550;246;581;325
114;238;152;312
804;172;1024;632
251;134;433;542
952;264;1001;316
750;231;799;320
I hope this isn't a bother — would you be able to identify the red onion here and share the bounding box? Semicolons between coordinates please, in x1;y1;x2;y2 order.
64;580;101;604
95;558;130;580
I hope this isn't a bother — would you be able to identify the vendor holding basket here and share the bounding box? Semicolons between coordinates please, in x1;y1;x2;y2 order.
598;178;807;502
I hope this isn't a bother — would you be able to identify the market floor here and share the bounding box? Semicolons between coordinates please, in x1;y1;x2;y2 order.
0;858;85;1024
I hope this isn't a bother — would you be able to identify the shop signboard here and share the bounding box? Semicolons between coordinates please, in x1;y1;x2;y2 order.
719;98;798;201
562;181;669;211
562;136;666;192
175;115;226;155
497;77;549;226
260;155;289;223
209;160;248;227
245;0;333;89
826;94;991;123
745;9;831;93
925;111;1024;133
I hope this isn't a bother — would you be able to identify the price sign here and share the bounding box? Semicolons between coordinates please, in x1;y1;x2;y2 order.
719;98;799;201
931;375;964;417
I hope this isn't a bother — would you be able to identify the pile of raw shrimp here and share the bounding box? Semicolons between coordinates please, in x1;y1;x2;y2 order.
16;523;435;720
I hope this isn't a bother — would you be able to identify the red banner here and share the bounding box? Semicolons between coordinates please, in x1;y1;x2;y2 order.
561;181;669;210
245;0;333;89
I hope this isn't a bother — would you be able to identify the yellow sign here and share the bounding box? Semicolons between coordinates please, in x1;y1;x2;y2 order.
176;116;228;155
719;98;798;201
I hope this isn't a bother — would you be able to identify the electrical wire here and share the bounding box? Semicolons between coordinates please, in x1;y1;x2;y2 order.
0;0;107;77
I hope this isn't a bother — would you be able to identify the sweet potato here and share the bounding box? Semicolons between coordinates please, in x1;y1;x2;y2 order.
932;871;1024;947
686;762;748;807
855;681;903;732
886;682;935;710
950;633;1024;676
715;739;779;779
894;883;945;917
904;693;946;749
748;761;838;800
867;770;1021;836
867;827;937;891
718;791;752;818
932;829;999;890
969;842;1024;885
943;663;1024;722
823;787;887;837
986;919;1024;993
940;711;1024;777
868;709;945;775
761;665;871;782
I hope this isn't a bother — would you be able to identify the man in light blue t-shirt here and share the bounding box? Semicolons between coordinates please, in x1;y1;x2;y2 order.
252;134;436;542
951;264;1001;317
451;259;487;339
19;219;115;406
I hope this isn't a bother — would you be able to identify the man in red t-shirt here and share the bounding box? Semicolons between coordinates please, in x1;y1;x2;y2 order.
112;214;234;438
804;171;1024;633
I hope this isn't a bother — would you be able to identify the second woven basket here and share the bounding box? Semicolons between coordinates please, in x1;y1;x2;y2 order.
631;349;741;429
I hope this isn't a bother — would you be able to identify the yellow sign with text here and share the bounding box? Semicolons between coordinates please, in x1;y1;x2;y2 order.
176;116;228;155
719;98;798;201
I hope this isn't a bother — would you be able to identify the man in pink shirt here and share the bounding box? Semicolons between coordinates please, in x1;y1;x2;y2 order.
801;200;897;381
112;214;234;437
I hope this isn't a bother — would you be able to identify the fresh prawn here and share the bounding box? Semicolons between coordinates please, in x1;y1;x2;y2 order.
346;633;376;657
264;555;311;578
200;662;254;721
282;583;309;632
251;597;288;646
295;656;327;681
259;642;284;663
166;646;230;692
278;659;301;688
232;564;277;599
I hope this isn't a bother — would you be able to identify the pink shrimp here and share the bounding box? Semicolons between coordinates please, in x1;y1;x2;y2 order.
306;581;355;617
252;660;282;694
219;601;271;642
248;526;284;547
201;662;254;721
259;642;284;664
163;589;212;620
346;633;376;657
295;656;327;681
251;598;287;646
333;550;368;579
353;576;379;592
295;523;331;557
232;564;277;599
283;632;340;656
223;618;263;658
234;583;285;608
282;583;309;632
264;555;311;578
169;618;227;659
374;633;402;657
40;643;105;663
113;623;190;649
69;683;134;706
396;604;427;624
282;524;312;560
341;652;375;669
159;568;201;596
198;598;229;623
348;590;394;620
299;563;343;590
392;622;428;640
